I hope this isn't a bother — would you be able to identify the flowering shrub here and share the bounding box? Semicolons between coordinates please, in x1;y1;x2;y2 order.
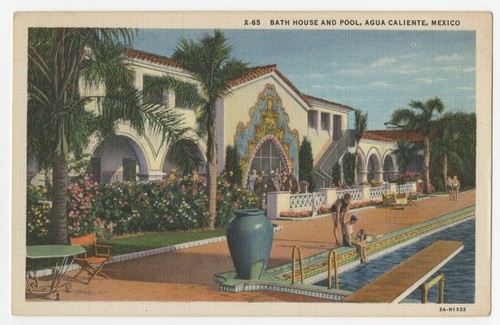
317;206;331;215
26;185;52;244
350;200;383;209
27;173;259;241
68;172;258;238
215;176;259;228
66;175;111;238
279;210;313;218
394;171;421;184
417;181;435;193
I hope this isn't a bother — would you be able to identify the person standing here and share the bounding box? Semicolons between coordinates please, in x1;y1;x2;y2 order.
452;175;461;201
330;193;351;246
446;176;453;200
248;169;257;192
272;168;281;191
254;170;264;208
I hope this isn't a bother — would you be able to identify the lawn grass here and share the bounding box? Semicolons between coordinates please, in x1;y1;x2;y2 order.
430;186;475;196
100;229;226;256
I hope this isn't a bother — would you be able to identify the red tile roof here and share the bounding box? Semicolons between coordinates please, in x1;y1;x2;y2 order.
227;65;311;104
127;48;184;69
363;130;427;143
126;48;351;111
303;94;354;111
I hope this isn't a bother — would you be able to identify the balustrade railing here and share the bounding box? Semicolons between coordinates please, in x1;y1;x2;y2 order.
289;192;326;210
270;182;416;219
370;186;386;200
336;188;362;201
396;184;412;194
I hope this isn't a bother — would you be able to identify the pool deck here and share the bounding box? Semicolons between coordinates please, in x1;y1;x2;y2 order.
27;190;475;302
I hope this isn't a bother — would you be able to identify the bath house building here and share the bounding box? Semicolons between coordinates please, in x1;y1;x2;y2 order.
28;48;424;189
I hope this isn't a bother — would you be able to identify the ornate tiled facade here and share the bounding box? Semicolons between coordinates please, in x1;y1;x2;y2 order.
235;84;300;177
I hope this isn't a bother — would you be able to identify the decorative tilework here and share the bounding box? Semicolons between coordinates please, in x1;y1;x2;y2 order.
214;206;475;300
234;84;300;183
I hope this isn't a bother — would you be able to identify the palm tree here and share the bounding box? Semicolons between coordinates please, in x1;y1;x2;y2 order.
353;109;368;185
28;28;197;244
392;139;420;174
387;97;444;193
431;112;473;190
161;30;248;229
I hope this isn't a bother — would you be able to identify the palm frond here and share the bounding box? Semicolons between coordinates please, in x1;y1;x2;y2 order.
354;109;368;142
388;108;416;128
166;138;203;175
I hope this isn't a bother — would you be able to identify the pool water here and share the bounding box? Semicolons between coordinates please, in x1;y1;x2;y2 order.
316;218;476;303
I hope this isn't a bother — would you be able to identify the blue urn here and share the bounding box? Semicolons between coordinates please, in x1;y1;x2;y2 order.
226;209;274;280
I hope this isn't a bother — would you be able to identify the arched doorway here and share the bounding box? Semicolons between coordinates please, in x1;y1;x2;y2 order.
91;135;147;184
162;145;206;178
383;153;398;182
366;151;382;183
248;137;289;187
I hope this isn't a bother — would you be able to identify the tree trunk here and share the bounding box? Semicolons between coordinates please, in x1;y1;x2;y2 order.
51;152;69;244
208;155;217;229
353;144;359;186
442;152;448;192
423;137;430;193
206;110;217;229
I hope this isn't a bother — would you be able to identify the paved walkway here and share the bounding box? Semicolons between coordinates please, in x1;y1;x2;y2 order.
31;191;475;302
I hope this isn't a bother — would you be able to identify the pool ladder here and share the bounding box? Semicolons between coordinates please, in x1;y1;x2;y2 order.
291;246;339;290
328;250;339;290
421;273;445;303
291;245;304;284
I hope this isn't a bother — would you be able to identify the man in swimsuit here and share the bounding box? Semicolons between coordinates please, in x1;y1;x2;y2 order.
330;193;351;246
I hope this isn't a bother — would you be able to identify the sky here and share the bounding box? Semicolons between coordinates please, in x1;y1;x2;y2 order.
133;29;476;130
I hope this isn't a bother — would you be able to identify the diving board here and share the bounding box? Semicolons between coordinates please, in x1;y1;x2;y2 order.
343;240;463;303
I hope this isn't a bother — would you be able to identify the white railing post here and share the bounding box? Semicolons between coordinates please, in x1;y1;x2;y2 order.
266;191;290;220
411;181;418;193
318;188;337;208
361;185;371;202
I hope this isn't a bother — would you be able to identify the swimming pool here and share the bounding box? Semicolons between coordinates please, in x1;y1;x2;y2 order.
315;218;475;303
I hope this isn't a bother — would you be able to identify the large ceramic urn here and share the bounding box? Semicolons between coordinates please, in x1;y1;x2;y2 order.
226;209;274;280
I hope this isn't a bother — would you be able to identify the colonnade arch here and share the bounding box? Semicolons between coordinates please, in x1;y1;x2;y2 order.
91;135;149;183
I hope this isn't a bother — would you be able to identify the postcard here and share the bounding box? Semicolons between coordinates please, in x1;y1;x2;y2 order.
12;11;492;317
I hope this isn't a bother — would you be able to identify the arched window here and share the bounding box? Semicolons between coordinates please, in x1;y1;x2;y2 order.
250;139;286;177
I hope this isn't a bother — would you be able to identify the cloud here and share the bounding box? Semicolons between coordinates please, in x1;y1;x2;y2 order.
370;81;394;88
311;84;330;89
370;57;397;68
398;53;421;60
458;86;474;91
309;73;326;78
333;85;349;91
412;77;446;84
441;66;460;72
339;68;364;75
433;53;462;62
326;61;339;67
463;67;476;73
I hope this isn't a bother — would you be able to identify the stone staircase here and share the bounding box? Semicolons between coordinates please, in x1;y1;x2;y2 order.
313;129;355;188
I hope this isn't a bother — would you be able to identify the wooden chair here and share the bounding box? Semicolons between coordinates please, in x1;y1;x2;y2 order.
69;232;112;284
382;192;396;206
